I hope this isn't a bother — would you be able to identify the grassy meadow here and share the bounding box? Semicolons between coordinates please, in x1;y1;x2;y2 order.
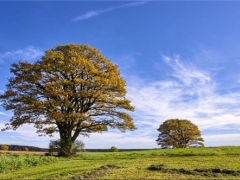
1;146;240;179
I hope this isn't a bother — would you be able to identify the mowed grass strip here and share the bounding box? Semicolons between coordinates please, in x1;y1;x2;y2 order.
1;146;240;179
98;155;240;179
0;159;103;179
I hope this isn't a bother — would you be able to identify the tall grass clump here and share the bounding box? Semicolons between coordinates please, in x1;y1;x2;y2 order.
0;154;62;173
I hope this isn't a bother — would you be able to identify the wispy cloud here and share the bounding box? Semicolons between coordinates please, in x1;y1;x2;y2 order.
72;1;147;22
124;54;240;147
0;46;43;63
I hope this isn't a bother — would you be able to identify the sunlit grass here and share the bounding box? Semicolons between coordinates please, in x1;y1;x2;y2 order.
0;154;62;173
1;146;240;179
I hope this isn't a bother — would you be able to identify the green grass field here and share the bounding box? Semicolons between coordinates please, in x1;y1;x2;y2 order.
1;146;240;179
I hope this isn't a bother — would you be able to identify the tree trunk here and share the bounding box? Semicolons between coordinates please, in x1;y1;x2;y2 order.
57;123;81;157
58;137;74;157
58;125;74;157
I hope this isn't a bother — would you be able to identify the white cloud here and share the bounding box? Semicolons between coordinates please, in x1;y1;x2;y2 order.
72;1;147;21
0;46;43;63
203;134;240;146
82;130;155;149
0;112;7;115
0;123;57;148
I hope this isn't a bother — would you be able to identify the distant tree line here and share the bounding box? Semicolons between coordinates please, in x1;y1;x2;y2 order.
86;149;151;152
0;144;48;152
0;144;152;152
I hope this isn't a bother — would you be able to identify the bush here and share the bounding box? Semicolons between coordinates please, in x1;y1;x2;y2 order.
110;146;118;152
48;140;61;155
0;145;9;151
48;139;85;156
72;140;85;154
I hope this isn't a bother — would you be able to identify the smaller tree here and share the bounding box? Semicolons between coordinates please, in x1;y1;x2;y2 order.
0;144;9;151
156;119;204;148
110;146;118;152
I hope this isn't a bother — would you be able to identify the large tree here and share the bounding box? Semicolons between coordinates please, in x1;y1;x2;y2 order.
156;119;204;148
0;44;136;156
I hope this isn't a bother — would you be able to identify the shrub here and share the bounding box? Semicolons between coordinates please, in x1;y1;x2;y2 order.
0;144;9;151
110;146;118;152
48;140;61;155
48;139;85;156
72;140;85;154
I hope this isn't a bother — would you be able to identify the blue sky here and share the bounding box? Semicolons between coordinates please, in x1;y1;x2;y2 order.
1;1;240;149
